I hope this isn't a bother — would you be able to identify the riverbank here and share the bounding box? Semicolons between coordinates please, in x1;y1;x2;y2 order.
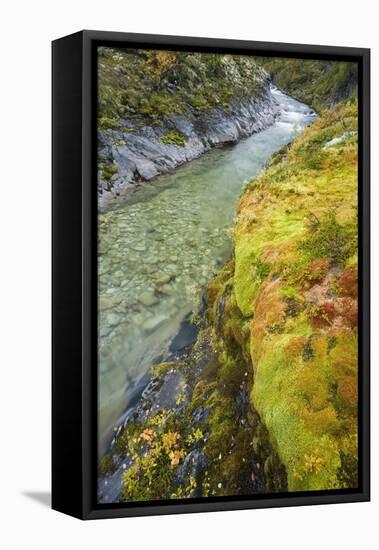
98;91;279;210
97;49;281;210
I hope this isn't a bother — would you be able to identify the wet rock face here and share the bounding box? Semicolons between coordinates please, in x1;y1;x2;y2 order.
170;317;199;352
175;450;210;497
98;90;279;205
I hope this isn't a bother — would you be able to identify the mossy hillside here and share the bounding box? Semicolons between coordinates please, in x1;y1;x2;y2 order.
234;99;358;316
160;130;186;146
255;57;358;111
98;48;270;131
228;100;358;491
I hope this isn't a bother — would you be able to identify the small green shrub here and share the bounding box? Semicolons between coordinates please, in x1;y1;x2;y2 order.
121;418;187;502
102;162;118;179
98;453;115;476
101;162;118;191
161;130;186;146
299;211;356;266
251;254;271;283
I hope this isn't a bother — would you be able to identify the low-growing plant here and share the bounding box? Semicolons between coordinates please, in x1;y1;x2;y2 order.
299;211;356;266
251;254;271;284
98;453;115;476
121;423;187;502
160;130;186;147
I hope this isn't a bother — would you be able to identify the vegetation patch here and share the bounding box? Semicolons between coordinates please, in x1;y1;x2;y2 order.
97;48;269;131
161;130;186;147
256;57;358;110
100;161;118;191
230;101;358;491
299;211;356;266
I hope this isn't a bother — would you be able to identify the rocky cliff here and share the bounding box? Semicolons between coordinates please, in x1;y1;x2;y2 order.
97;48;279;206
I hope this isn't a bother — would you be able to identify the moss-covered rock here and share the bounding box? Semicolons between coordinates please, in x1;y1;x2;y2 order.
229;100;358;491
160;130;186;147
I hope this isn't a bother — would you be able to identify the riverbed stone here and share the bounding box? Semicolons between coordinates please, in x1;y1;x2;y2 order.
138;291;159;306
106;313;120;326
130;244;147;252
155;274;173;285
99;325;112;338
157;284;173;295
99;296;115;310
142;314;167;333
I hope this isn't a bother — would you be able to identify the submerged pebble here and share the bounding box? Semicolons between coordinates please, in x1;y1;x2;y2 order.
143;315;168;333
138;292;159;306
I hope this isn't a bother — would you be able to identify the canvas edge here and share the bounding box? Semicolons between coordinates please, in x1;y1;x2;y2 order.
52;30;370;520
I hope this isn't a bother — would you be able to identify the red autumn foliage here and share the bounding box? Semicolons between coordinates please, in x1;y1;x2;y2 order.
337;376;358;406
338;297;358;328
306;259;330;285
308;300;337;328
337;267;358;298
320;301;337;321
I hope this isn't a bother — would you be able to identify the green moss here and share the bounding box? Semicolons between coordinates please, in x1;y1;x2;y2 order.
234;244;268;317
199;282;287;494
229;102;358;491
251;329;357;490
205;396;237;460
161;130;186;146
103;162;117;177
101;162;118;190
150;361;176;377
190;93;211;111
139;92;179;118
299;210;356;266
118;405;199;501
98;453;115;476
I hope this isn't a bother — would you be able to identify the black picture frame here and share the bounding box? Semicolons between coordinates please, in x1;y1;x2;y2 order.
52;30;370;520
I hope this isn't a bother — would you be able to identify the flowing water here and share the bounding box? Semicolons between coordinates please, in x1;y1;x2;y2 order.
98;89;316;452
